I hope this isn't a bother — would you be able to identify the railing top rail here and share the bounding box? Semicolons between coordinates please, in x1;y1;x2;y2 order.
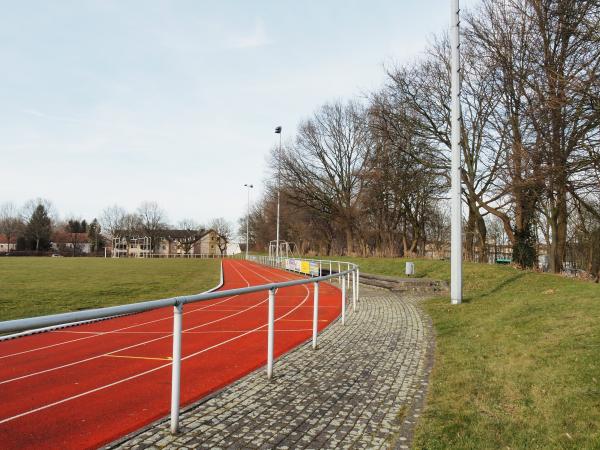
263;255;356;267
0;259;358;335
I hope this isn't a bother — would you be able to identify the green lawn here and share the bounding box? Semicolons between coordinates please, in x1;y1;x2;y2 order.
336;256;600;449
0;258;221;321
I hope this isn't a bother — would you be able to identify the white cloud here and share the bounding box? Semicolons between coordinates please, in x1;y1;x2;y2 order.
227;18;270;49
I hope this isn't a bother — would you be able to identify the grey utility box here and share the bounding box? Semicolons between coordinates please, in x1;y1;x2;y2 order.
405;262;415;276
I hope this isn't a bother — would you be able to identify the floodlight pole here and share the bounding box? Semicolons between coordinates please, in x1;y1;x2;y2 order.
450;0;463;304
275;126;282;262
244;184;253;259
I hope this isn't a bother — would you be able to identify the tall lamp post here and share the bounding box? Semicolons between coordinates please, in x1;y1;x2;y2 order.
244;183;253;259
450;0;463;304
274;126;282;261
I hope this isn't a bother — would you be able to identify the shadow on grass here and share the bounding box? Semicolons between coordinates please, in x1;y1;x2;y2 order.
477;272;527;301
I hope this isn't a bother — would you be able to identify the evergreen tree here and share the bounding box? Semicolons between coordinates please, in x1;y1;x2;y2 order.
25;204;52;251
87;218;103;252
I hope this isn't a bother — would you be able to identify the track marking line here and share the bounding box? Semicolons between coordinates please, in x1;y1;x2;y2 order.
0;261;313;426
103;355;172;362
0;297;269;385
58;331;172;335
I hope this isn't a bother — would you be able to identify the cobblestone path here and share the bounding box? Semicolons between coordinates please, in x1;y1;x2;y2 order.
110;285;433;450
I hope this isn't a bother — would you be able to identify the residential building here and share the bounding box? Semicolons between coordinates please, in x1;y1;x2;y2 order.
51;231;92;254
111;229;223;257
0;234;17;253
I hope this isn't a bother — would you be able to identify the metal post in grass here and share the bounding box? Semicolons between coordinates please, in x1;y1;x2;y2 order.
450;0;463;304
267;288;275;379
170;302;183;434
341;275;346;326
312;282;319;350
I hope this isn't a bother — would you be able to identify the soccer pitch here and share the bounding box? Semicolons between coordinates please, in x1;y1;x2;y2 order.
0;258;221;322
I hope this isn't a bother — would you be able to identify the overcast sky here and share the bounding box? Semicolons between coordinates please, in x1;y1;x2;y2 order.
0;0;480;229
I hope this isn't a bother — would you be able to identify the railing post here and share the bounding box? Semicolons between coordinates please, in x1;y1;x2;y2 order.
341;275;346;326
338;262;341;283
318;261;322;277
329;261;332;277
357;268;360;303
170;302;183;434
347;263;351;290
312;282;319;350
352;269;356;312
267;288;275;379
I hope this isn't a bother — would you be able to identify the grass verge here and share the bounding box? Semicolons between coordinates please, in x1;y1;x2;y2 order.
0;257;221;321
336;256;600;449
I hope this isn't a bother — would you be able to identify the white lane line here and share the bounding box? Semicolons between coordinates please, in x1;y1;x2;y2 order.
0;261;257;385
0;261;311;425
0;264;245;360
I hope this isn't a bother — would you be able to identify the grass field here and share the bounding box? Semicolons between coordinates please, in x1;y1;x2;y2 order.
0;257;221;322
336;256;600;449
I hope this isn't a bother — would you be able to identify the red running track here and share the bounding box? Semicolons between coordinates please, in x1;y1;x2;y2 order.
0;260;342;450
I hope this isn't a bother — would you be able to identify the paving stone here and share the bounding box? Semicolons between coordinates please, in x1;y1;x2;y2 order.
109;285;433;450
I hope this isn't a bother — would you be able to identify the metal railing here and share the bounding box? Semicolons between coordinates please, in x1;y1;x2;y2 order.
0;256;359;434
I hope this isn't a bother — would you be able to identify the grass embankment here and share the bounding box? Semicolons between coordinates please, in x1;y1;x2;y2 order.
337;256;600;449
0;258;221;321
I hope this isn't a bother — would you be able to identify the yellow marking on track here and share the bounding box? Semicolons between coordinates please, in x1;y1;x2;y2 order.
104;354;173;362
281;319;328;322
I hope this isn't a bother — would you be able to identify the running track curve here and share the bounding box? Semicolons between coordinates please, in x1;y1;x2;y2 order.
0;259;342;449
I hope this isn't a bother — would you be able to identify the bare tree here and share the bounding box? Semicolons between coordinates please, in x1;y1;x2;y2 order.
209;218;233;256
0;202;24;252
121;213;143;236
381;30;504;262
175;219;203;255
137;201;168;253
527;0;600;272
100;205;127;238
280;100;372;255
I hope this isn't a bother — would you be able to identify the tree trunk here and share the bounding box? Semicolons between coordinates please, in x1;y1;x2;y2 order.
465;210;476;262
345;225;354;256
476;211;487;263
549;187;568;273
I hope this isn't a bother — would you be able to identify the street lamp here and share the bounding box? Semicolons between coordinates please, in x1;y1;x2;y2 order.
274;126;282;261
244;183;254;259
450;0;463;304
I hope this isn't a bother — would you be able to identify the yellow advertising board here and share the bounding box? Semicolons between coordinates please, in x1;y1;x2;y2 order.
300;261;310;274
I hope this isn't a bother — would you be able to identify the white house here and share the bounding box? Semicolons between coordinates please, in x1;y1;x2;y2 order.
0;234;17;253
226;242;242;256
